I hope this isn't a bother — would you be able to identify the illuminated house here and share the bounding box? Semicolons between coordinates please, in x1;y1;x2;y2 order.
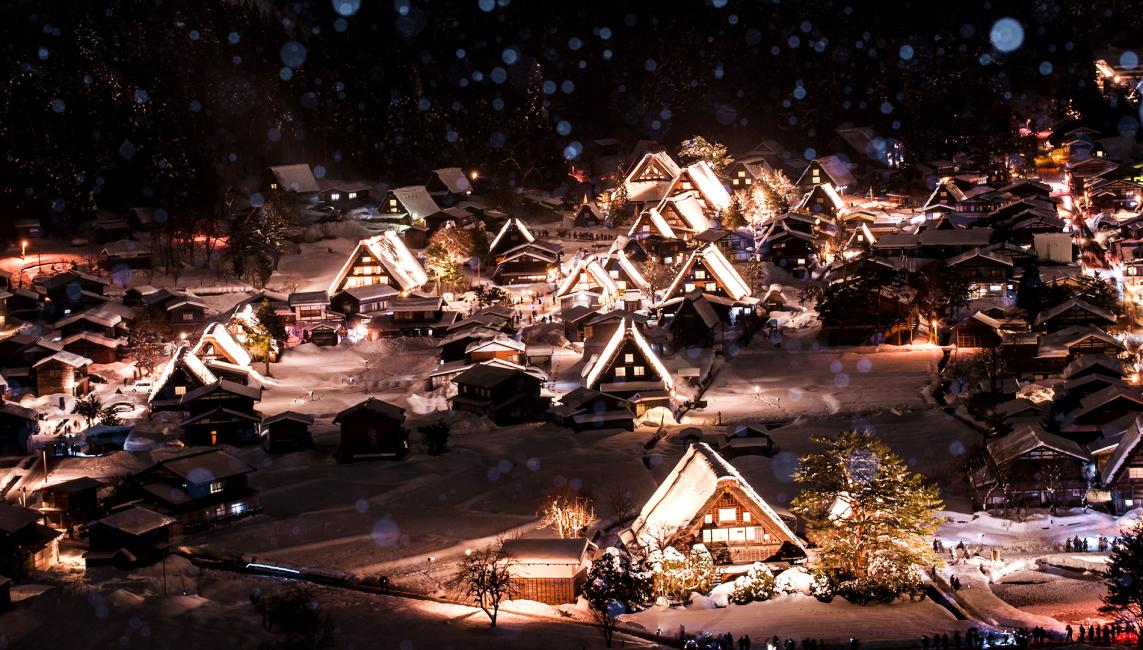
179;380;262;446
660;244;753;312
793;155;857;192
602;248;650;306
620;443;805;565
555;256;619;310
628;192;713;242
501;538;596;605
328;231;429;295
382;185;442;221
795;183;846;219
334;397;408;462
581;318;672;413
622;150;683;212
489;217;536;258
266;164;320;195
0;503;60;575
426;167;473;204
131;448;259;529
33;351;92;397
664;161;732;215
149;347;217;411
492;242;561;285
192;322;253;368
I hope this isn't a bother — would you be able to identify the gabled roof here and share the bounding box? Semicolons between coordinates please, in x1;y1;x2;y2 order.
152;448;256;483
489;218;536;252
431;167;473;194
328;231;429;294
263;410;316;426
150;347;217;403
61;331;125;349
663;244;751;303
269;164;320;193
556;256;619;300
333;397;406;423
390;185;442;220
0;503;42;533
1100;415;1143;485
33;350;92;368
623;151;683;200
1073;384;1143;420
1063;353;1125;380
922;179;968;210
643;191;713;238
797;183;845;213
1034;298;1117;327
192;322;252;367
181;406;262;426
339;283;400;302
609;249;650;290
43;476;103;494
625;443;804;552
796;155;857;189
583;318;673;392
682;161;732;212
945;247;1015;268
288;290;330;307
987;422;1091;465
94;506;175;536
465;337;525;354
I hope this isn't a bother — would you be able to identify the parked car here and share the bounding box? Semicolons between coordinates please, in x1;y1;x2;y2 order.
129;380;153;393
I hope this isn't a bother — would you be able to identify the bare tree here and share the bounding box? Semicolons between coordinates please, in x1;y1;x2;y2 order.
449;543;519;628
607;486;636;524
537;490;595;539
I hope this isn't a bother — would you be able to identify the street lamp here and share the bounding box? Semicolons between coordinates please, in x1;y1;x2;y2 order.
20;240;27;259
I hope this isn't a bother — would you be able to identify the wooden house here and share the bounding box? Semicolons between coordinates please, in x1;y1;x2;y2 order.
333;398;408;462
547;387;634;432
660;244;753;312
945;248;1015;299
978;423;1091;509
489;218;537;258
1098;416;1143;513
727;160;770;193
330;283;399;321
0;401;38;455
179;380;262;446
581;318;672;413
0;503;60;576
1070;385;1143;429
719;422;776;458
620;443;805;565
426;167;474;204
149;347;218;411
436;326;505;364
192;322;253;368
794;156;857;192
795;183;846;219
1030;325;1125;376
622;150;683;212
555;256;619;310
261;411;315;453
317;178;371;206
303;322;341;347
666;292;736;349
266;163;320;196
492;242;561;285
86;506;176;566
572;199;602;227
382;185;442;222
561;305;597;343
466;337;525;365
61;332;123;364
1034;299;1117;333
38;477;102;531
33;351;92;397
450;364;549;425
664;161;732;215
133;449;259;529
628;192;712;242
502;538;596;605
602;248;650;303
165;295;207;333
328;232;429;296
368;294;457;338
287;291;332;326
54;303;129;339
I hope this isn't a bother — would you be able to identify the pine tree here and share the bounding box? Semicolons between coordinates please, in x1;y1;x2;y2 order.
1100;522;1143;630
584;547;652;647
677;135;733;177
722;194;747;229
791;430;943;603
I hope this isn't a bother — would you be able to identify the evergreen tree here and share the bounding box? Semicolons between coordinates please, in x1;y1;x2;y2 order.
255;299;288;348
72;393;103;428
677;135;733;177
1073;275;1124;318
1100;521;1143;631
791;430;943;603
1015;261;1045;318
722;194;748;229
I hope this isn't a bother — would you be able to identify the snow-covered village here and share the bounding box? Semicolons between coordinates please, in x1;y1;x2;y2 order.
11;2;1143;649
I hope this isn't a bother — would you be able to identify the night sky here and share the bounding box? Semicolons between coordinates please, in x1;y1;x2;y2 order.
2;0;1142;226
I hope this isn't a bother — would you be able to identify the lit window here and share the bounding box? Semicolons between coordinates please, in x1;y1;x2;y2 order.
718;508;737;522
797;258;806;265
624;354;634;363
181;312;195;321
609;270;619;278
270;182;278;190
704;513;713;523
614;367;626;378
742;512;752;522
330;192;341;201
685;283;695;292
348;192;357;199
1130;468;1143;479
633;366;645;377
738;171;746;177
695;270;706;280
209;481;223;494
174;386;186;396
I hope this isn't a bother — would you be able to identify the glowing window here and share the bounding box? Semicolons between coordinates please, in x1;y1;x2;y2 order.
742;511;752;522
348;192;357;199
1130;468;1143;479
330;193;341;201
624;354;634;363
174;386;186;396
704;514;713;523
614;367;626;378
633;366;645;377
718;508;737;522
209;481;223;494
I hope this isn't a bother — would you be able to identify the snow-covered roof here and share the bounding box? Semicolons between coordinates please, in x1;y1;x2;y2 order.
465;337;526;354
683;161;732;212
329;231;429;294
1100;415;1143;485
431;168;473;194
34;350;92;368
269;164;320;193
626;443;805;553
797;183;845;213
490;218;536;252
152;448;256;483
1033;298;1117;327
922;180;968;210
624;151;683;203
987;422;1090;465
556;256;619;301
610;249;649;290
94;506;175;536
149;347;217;403
664;244;751;303
390;185;442;220
192;322;252;367
583;318;673;392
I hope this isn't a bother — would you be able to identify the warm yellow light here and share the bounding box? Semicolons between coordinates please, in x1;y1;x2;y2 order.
470;171;479;181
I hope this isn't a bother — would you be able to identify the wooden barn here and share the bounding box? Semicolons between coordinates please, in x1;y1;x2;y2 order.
261;411;315;453
33;351;92;397
502;538;596;605
334;398;408;462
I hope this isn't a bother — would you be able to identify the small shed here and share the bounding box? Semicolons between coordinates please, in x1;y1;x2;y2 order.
262;411;315;453
39;476;103;531
334;398;408;462
719;422;776;458
305;322;340;347
87;506;177;567
502;538;596;605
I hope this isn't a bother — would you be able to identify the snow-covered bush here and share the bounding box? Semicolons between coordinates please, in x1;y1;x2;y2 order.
775;565;814;595
809;567;835;602
584;547;652;612
730;563;775;604
650;544;718;602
